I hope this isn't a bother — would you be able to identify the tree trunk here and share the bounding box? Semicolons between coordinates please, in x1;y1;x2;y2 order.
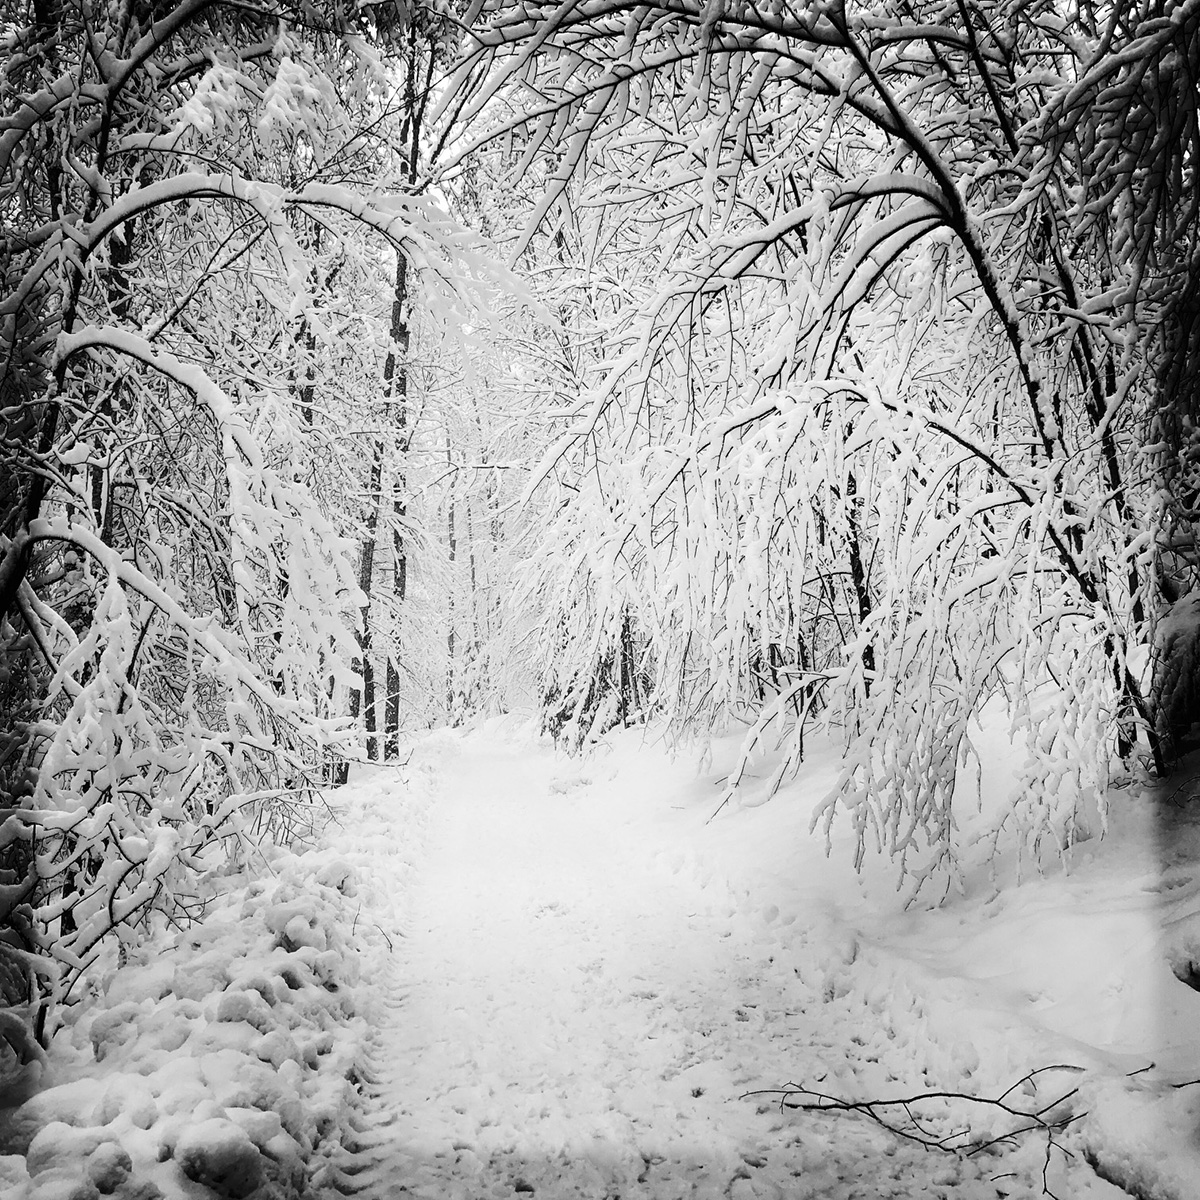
355;441;384;761
845;471;875;692
382;254;410;759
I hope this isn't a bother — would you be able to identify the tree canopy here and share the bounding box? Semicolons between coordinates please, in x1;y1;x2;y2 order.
0;0;504;1035
2;0;1197;1043
440;0;1200;882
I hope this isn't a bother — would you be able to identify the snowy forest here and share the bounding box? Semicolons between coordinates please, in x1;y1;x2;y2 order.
3;0;1200;1196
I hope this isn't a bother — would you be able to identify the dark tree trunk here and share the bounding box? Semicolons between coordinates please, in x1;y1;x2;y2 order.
845;471;875;691
382;254;410;759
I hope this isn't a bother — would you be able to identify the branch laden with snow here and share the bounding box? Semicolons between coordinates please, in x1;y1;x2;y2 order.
0;0;517;1044
451;0;1193;882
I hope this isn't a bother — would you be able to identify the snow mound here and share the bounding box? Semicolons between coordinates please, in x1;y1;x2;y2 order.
1085;1082;1200;1200
0;762;424;1200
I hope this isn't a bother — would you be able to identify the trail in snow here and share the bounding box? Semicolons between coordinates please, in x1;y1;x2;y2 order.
11;724;1199;1200
340;729;1129;1200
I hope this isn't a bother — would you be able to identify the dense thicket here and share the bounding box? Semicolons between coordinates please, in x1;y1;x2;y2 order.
440;0;1200;884
0;0;507;1049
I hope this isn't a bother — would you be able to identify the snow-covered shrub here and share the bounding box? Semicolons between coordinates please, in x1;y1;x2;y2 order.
1;0;510;1052
541;611;654;749
0;838;378;1200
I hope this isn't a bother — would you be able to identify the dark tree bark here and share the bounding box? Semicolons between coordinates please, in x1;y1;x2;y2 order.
383;255;410;759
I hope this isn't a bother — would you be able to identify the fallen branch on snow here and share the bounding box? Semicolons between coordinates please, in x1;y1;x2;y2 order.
744;1065;1086;1198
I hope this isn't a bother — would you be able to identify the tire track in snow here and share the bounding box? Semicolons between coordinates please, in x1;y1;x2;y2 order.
331;731;1120;1200
312;957;402;1197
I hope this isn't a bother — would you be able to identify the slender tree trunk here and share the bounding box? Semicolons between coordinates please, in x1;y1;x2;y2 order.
355;440;384;761
362;654;379;760
382;254;410;759
351;252;412;762
466;495;481;706
844;471;875;692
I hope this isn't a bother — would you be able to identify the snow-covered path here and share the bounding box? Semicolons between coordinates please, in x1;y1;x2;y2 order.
370;734;802;1198
343;730;1128;1200
13;725;1200;1200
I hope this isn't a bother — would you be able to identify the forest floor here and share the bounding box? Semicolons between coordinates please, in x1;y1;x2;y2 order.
7;717;1200;1199
333;721;1200;1200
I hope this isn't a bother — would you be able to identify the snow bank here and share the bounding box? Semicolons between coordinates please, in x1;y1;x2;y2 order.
1085;1083;1200;1200
578;721;1200;1196
0;761;425;1200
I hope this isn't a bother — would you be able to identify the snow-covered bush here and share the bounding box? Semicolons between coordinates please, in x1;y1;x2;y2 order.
540;611;654;749
0;838;378;1200
0;0;509;1052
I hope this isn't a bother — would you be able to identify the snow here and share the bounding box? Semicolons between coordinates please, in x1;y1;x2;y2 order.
6;717;1200;1198
0;764;419;1200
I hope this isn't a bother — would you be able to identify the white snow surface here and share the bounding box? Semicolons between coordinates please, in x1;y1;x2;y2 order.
6;716;1200;1199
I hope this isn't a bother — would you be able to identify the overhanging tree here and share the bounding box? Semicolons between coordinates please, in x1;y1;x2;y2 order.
0;0;506;1045
436;0;1200;883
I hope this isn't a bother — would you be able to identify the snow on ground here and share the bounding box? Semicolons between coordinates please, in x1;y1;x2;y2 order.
0;758;426;1200
338;720;1199;1200
6;716;1200;1199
